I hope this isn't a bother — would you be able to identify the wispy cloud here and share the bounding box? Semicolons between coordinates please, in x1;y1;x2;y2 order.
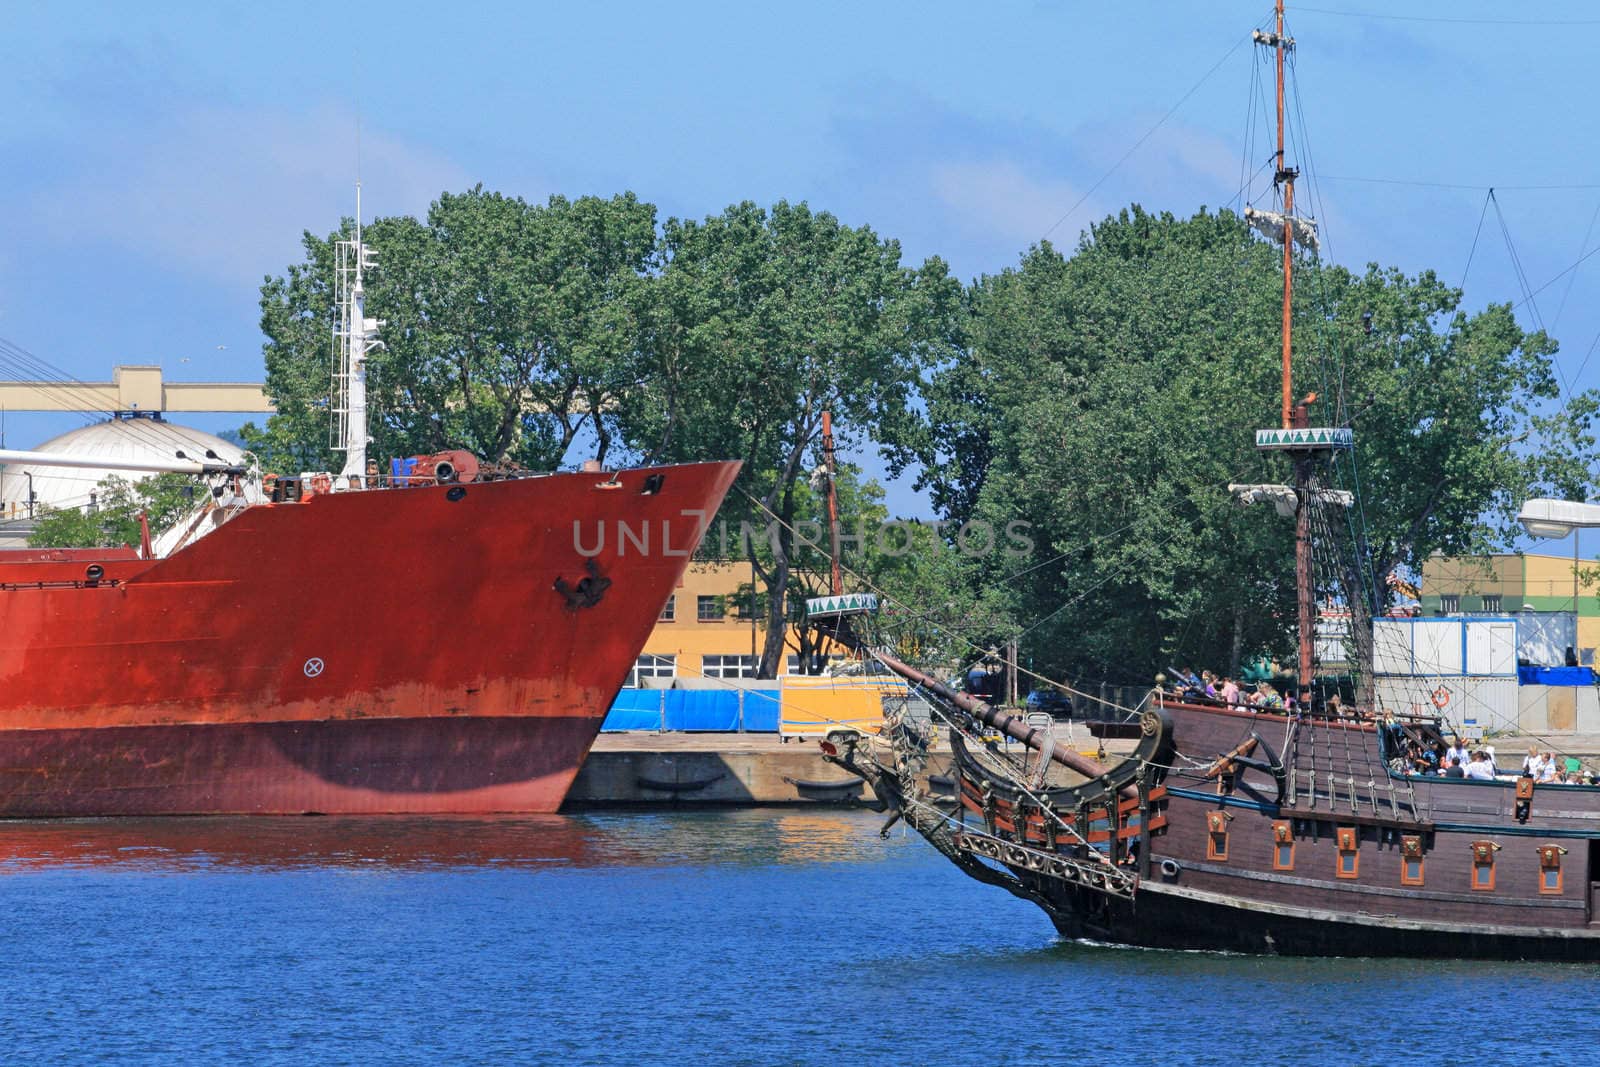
928;160;1100;250
26;103;470;287
826;82;1265;276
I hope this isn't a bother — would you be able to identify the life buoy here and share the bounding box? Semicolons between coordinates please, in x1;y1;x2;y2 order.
1431;686;1451;708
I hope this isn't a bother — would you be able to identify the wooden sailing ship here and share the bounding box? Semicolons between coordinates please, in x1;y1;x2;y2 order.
821;2;1600;960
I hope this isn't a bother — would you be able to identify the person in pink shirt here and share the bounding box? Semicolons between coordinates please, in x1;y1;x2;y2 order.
1220;677;1240;706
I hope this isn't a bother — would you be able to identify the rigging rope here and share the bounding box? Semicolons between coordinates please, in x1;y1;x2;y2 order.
1459;189;1493;289
1039;27;1257;242
732;484;1149;716
1551;197;1600;331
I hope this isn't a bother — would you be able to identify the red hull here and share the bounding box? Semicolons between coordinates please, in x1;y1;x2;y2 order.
0;716;599;815
0;461;739;815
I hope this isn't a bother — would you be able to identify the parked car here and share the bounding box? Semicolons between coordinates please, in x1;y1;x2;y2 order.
1024;688;1074;719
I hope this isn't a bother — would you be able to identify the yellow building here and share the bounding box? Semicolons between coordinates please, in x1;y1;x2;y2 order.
1422;550;1598;659
629;560;845;685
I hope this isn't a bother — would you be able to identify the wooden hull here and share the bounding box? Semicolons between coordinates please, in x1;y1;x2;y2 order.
1045;878;1600;961
880;695;1600;958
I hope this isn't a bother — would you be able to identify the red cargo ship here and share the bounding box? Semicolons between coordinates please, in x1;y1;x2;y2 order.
0;189;739;815
0;459;737;815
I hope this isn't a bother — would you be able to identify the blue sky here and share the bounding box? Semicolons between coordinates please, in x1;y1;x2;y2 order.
5;1;1600;530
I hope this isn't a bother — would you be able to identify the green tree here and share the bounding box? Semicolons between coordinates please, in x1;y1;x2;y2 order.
707;462;1002;676
912;206;1596;684
624;200;961;677
28;474;201;549
246;187;657;472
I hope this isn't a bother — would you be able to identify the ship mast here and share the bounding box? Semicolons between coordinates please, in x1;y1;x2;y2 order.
1272;0;1314;698
1275;0;1295;434
821;410;843;598
1245;1;1351;701
333;184;382;486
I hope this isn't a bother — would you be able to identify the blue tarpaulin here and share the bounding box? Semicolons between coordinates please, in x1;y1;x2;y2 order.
601;689;663;731
663;690;740;731
1517;666;1596;686
601;687;784;732
740;689;781;732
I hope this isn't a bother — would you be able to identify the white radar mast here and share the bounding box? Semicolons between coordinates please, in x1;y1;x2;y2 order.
331;183;384;486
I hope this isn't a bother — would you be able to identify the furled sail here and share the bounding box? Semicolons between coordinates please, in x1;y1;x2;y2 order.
1229;483;1353;517
1244;206;1320;252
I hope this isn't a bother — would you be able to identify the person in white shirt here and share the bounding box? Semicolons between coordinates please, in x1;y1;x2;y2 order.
1536;752;1560;783
1462;752;1496;780
1444;736;1471;768
1521;745;1541;777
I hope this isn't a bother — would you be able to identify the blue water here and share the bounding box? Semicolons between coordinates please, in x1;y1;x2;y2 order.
0;809;1595;1065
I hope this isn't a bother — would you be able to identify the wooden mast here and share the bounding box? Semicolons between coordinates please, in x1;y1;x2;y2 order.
1269;0;1314;696
1284;6;1315;697
1276;0;1294;433
821;410;843;597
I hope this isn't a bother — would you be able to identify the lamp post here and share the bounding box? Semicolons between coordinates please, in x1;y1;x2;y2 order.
1519;499;1599;660
1517;499;1600;540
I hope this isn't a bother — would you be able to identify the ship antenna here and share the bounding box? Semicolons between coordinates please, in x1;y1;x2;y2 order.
332;178;383;486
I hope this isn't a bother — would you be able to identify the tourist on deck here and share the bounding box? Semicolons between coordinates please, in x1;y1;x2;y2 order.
1407;742;1437;775
1444;736;1471;769
1220;677;1241;707
1521;745;1541;777
1444;756;1465;778
1419;745;1440;774
1537;752;1559;783
1463;752;1496;780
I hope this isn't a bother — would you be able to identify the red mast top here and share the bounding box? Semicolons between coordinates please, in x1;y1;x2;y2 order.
1275;0;1296;430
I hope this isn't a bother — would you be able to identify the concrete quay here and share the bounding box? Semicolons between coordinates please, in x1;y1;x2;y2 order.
1485;732;1600;761
563;729;1135;808
563;726;1600;808
564;732;926;807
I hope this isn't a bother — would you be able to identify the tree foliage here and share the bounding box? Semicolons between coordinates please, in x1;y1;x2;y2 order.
244;187;1596;688
28;474;200;549
623;200;961;675
911;206;1596;683
247;187;657;472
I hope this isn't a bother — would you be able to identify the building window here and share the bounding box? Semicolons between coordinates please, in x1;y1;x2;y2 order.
1206;810;1229;861
1481;594;1501;613
628;654;676;687
701;654;757;679
1335;826;1359;879
1470;840;1497;891
786;653;844;675
1271;821;1294;871
658;595;676;622
1400;835;1425;887
1440;595;1460;614
1538;845;1565;895
697;595;725;622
